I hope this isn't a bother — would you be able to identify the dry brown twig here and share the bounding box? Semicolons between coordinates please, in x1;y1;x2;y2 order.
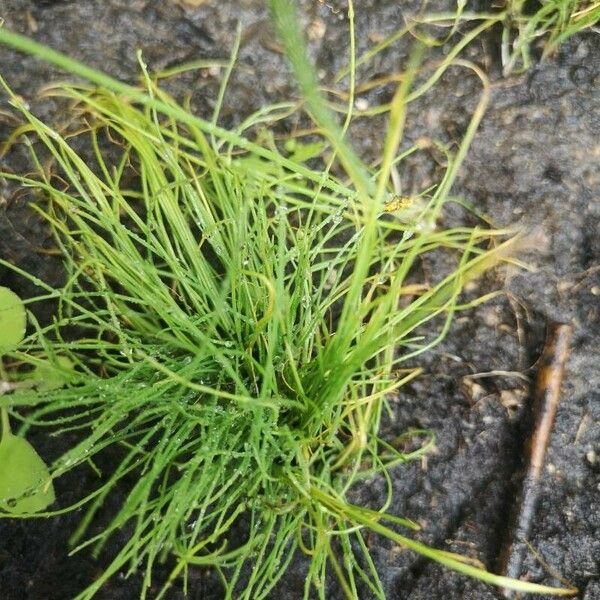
498;322;576;597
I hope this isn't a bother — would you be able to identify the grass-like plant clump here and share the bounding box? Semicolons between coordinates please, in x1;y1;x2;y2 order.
0;1;580;598
502;0;600;74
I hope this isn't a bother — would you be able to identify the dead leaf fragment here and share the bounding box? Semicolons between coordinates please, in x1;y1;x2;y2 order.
173;0;209;7
462;376;486;404
500;389;526;412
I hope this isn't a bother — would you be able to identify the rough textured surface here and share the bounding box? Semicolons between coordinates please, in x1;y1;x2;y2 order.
0;1;598;599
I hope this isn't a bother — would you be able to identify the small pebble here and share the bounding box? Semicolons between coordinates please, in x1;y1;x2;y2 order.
481;306;501;327
354;97;369;111
307;19;326;41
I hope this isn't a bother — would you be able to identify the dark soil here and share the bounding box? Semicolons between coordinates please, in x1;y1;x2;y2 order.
0;1;599;599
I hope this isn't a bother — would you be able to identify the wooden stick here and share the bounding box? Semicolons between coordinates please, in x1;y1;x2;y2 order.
498;322;573;597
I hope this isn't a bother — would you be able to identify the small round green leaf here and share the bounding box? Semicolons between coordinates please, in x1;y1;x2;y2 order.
0;433;55;514
30;356;75;392
0;287;26;354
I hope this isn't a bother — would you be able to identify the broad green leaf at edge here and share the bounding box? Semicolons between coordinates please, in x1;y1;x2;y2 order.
0;432;55;514
0;287;26;354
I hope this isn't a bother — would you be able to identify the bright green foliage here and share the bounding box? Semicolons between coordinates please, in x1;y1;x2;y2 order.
0;2;577;598
0;288;55;514
0;286;26;354
0;429;55;514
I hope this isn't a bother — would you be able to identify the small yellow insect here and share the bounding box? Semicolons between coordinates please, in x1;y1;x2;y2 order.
383;195;413;213
380;195;435;230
